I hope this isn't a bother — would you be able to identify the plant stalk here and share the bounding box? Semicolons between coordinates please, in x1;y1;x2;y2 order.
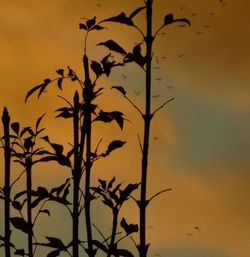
26;157;33;257
139;1;153;257
83;54;95;257
2;107;11;257
72;91;80;257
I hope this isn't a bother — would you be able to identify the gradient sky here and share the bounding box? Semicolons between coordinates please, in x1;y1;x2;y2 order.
1;1;250;257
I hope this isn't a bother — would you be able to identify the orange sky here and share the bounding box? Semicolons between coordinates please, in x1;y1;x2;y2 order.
1;1;250;257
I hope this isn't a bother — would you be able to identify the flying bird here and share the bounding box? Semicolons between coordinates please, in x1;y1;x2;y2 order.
177;53;184;58
186;233;194;236
166;85;173;90
161;55;166;59
155;77;162;82
194;226;200;231
153;136;159;140
180;6;187;10
152;95;160;99
195;31;203;35
96;3;102;8
134;90;140;96
192;12;197;17
203;24;211;29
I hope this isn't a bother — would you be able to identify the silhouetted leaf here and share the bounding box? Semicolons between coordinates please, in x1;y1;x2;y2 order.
164;13;174;25
119;183;140;202
92;24;105;31
45;236;66;250
20;126;31;138
129;7;146;19
57;78;63;90
25;84;44;103
106;140;125;155
94;110;113;123
56;69;64;76
50;178;70;196
47;250;60;257
86;16;96;29
12;200;22;211
14;248;25;256
35;113;45;131
111;86;127;96
164;13;191;26
110;111;124;130
102;12;134;26
11;122;20;135
98;179;106;190
91;61;103;77
97;40;127;55
33;155;58;164
120;217;139;235
24;137;34;151
102;198;114;209
79;23;87;30
10;217;32;234
133;44;146;66
92;240;108;253
37;78;51;98
107;176;115;190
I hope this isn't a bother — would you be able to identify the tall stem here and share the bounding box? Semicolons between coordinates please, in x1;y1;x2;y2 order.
83;54;94;257
2;107;11;257
139;1;153;257
72;91;80;257
26;157;33;257
107;208;118;257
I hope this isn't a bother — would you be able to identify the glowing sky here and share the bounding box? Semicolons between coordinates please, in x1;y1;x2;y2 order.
1;1;250;257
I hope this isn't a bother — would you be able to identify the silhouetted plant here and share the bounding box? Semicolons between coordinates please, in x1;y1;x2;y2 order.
24;15;128;257
97;1;189;256
1;2;190;257
91;177;139;257
1;108;12;257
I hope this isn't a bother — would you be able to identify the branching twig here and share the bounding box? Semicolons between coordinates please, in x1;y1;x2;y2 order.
10;170;25;190
124;95;143;116
148;188;172;203
152;97;175;117
92;223;108;247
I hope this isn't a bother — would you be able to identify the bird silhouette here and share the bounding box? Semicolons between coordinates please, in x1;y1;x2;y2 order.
166;85;173;90
152;95;160;99
153;66;160;70
186;233;194;236
192;12;197;17
161;55;166;59
203;24;211;29
180;6;187;10
195;31;203;35
194;226;200;231
177;53;184;58
134;90;141;96
155;77;162;82
96;3;102;8
153;136;159;140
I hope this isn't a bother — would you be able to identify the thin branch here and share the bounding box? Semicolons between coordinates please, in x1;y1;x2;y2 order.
124;95;143;116
57;95;73;108
137;133;143;153
92;223;109;247
130;236;137;248
153;24;165;38
10;170;25;189
148;188;172;203
152;97;175;116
